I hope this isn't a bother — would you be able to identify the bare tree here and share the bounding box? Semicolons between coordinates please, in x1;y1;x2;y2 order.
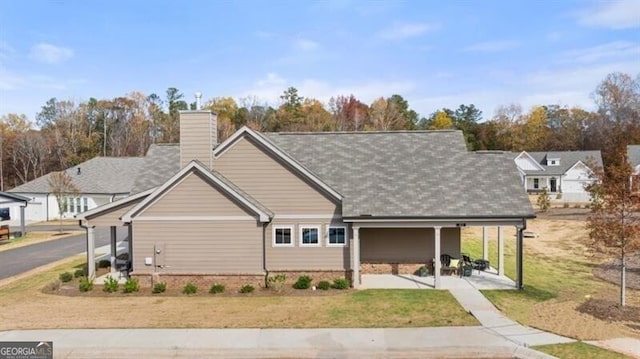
47;171;80;231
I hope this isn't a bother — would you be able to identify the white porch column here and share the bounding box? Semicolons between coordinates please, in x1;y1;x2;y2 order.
110;226;117;275
434;226;441;289
482;226;488;260
497;226;504;277
352;226;360;288
87;226;96;279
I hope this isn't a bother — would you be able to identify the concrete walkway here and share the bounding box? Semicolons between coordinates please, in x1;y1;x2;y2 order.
0;328;556;358
448;285;575;347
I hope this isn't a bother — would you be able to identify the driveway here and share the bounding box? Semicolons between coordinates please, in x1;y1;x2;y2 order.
0;227;120;280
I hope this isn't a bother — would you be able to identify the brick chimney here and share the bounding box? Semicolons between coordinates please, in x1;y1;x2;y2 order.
179;93;217;169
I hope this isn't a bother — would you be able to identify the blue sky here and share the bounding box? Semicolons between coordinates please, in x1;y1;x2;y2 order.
0;0;638;121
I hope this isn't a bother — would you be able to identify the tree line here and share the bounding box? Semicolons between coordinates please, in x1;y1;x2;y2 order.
0;71;638;190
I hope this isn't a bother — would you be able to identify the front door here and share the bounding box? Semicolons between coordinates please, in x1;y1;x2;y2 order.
550;178;557;192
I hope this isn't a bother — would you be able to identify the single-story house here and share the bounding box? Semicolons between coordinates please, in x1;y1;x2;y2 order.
79;110;535;289
0;191;30;234
513;150;602;203
8;156;146;222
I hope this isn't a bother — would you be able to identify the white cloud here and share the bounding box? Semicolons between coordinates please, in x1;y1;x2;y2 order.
377;22;438;40
28;43;74;64
294;38;319;51
242;72;415;106
463;40;519;53
577;0;640;29
560;41;640;63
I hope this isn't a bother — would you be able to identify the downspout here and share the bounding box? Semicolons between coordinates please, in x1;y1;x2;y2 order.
45;193;50;221
517;218;526;290
262;221;268;288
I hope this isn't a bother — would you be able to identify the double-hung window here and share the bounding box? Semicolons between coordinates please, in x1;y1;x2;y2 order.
300;225;321;246
327;226;347;246
273;226;294;246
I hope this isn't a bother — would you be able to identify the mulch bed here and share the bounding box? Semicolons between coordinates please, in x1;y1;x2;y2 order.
593;253;640;290
576;298;640;323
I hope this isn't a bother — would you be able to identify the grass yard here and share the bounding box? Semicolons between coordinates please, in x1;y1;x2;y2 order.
0;258;478;330
461;214;640;340
534;342;633;359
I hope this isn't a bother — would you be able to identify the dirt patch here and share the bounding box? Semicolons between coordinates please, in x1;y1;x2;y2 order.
593;253;640;290
535;208;590;221
577;298;640;322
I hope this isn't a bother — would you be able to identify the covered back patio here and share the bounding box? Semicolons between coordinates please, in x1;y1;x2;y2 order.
349;218;528;290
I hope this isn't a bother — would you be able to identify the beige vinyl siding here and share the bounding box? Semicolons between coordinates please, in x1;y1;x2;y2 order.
265;218;350;271
360;228;460;263
132;221;263;274
180;112;216;169
213;136;340;215
140;172;255;218
85;197;146;227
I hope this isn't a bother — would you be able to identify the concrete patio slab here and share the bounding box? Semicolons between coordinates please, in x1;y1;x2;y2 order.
360;269;516;290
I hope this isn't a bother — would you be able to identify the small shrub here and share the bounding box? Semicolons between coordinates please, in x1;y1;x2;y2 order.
103;275;119;293
332;277;350;290
59;272;73;283
293;275;312;289
317;280;331;290
123;278;140;293
182;283;198;295
152;282;166;294
78;277;93;292
239;284;255;293
97;259;111;268
209;283;225;294
563;202;570;208
267;273;286;292
74;268;85;278
536;187;551;212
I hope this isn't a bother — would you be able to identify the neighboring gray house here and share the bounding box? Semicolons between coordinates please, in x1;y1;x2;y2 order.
79;110;535;290
513;151;602;202
628;145;640;173
8;156;145;222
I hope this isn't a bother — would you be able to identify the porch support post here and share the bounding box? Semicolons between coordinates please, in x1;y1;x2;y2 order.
434;226;441;289
516;225;524;289
110;226;117;274
482;226;488;260
352;226;360;288
497;226;504;277
87;225;96;279
19;204;26;236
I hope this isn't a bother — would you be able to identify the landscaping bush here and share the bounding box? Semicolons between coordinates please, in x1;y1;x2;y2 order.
97;259;111;268
182;283;198;295
317;280;331;290
103;275;119;293
78;277;93;292
74;268;85;278
59;272;73;283
44;280;61;292
123;278;140;293
152;282;166;294
239;284;255;293
267;273;286;292
332;277;350;290
209;283;225;294
293;275;312;289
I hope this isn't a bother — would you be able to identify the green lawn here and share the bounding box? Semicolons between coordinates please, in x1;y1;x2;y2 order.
534;342;633;359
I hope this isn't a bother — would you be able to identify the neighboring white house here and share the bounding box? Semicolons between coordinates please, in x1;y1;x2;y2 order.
7;155;149;222
513;151;602;202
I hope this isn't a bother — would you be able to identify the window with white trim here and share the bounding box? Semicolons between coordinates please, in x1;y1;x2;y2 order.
273;226;294;246
327;226;347;246
299;225;321;246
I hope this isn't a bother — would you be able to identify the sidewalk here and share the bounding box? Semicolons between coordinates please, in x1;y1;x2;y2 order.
0;328;555;358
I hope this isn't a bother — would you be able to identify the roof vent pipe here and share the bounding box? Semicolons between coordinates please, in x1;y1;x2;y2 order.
195;92;202;110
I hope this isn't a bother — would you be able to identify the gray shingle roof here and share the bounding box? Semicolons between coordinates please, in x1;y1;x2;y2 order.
9;157;145;194
263;131;533;219
628;145;640;167
519;151;603;175
131;144;180;194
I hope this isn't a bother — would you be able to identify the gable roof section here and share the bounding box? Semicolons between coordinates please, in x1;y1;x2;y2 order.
77;187;155;221
521;151;602;176
9;157;145;194
122;160;272;222
264;131;533;219
514;151;546;171
131;144;181;194
0;192;30;205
